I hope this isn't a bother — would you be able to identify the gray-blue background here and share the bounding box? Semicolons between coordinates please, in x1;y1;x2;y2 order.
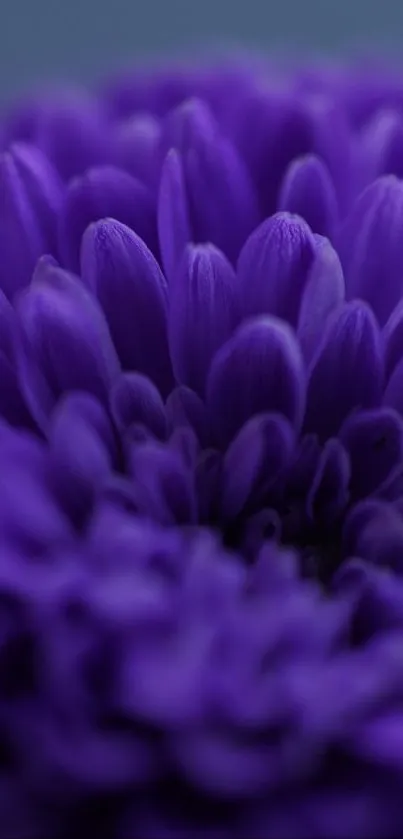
1;0;403;96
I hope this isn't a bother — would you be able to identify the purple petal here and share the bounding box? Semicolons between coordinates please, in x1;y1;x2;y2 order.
173;99;259;262
169;243;239;396
340;408;403;499
278;154;338;238
111;373;166;438
307;438;350;525
15;257;120;429
304;302;383;440
161;97;216;158
362;109;403;181
59;165;157;272
297;236;345;364
81;219;172;395
221;413;294;519
158;149;191;283
206;316;305;447
237;212;316;325
0;147;49;298
339;175;403;325
9;142;62;255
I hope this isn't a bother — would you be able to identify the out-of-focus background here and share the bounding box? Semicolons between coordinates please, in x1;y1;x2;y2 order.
1;0;402;97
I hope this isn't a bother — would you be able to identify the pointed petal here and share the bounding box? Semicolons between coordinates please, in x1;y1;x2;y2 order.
173;99;259;262
81;219;172;395
297;236;345;364
10;142;62;253
206;316;305;447
278;154;338;238
110;373;166;438
59;165;157;272
237;212;316;325
169;243;239;396
340;408;403;499
304;302;383;440
339;176;403;325
158;149;191;282
221;413;294;519
16;258;120;429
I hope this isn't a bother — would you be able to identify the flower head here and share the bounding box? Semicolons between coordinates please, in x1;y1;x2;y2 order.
2;58;403;837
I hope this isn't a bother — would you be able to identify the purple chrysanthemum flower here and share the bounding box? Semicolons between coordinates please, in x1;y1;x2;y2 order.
4;56;403;837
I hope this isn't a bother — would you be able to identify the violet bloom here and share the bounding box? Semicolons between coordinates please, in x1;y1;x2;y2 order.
3;58;403;838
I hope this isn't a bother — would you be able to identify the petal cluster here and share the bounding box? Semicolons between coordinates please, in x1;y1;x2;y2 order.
2;58;403;836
